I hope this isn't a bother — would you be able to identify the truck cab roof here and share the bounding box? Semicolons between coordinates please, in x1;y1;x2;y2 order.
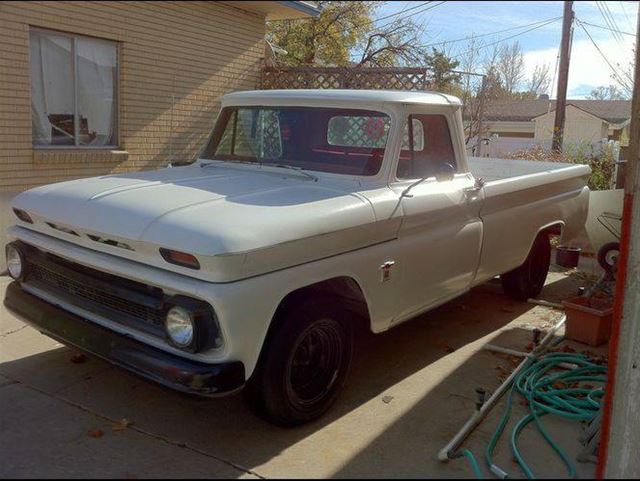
222;89;463;108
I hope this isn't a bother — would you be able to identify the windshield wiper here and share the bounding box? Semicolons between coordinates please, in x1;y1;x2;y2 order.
200;160;317;182
270;163;318;182
200;159;262;168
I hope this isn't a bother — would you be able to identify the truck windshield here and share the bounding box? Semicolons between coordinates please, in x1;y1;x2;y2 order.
201;107;391;176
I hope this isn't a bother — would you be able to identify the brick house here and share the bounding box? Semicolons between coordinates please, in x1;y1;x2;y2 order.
0;1;320;268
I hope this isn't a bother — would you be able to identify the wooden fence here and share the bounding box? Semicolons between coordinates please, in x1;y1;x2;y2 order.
260;66;433;91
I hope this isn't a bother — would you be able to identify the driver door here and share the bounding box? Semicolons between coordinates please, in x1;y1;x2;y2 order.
391;112;483;324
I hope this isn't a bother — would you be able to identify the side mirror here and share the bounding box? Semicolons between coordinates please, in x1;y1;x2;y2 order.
435;163;456;182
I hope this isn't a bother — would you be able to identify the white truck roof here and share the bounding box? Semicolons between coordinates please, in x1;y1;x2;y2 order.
222;89;463;108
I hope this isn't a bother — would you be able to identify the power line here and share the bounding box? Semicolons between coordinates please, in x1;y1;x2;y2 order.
451;16;562;59
602;0;626;41
595;0;619;41
575;19;633;90
416;16;562;50
578;20;636;37
619;0;635;32
329;1;445;43
596;0;625;43
369;1;433;25
370;1;447;32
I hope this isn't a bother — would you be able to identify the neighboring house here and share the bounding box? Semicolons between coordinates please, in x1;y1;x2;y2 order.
469;98;631;157
0;1;320;269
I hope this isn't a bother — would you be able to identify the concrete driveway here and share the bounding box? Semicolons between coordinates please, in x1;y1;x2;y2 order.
0;268;600;478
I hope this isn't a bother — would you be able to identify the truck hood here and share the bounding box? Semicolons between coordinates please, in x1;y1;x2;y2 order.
12;163;399;282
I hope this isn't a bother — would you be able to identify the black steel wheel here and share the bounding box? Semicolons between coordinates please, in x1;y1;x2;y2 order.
245;296;353;427
501;234;551;301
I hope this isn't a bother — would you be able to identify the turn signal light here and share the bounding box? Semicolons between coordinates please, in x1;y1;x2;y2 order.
159;248;200;270
13;208;33;224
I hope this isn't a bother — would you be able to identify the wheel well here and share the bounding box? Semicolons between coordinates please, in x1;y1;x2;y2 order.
273;277;371;331
248;277;371;381
540;222;564;237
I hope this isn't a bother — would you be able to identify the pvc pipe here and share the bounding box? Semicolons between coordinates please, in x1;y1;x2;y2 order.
484;344;528;357
484;344;578;370
527;298;564;309
438;315;567;461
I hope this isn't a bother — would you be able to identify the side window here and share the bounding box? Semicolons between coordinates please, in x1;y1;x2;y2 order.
397;115;456;180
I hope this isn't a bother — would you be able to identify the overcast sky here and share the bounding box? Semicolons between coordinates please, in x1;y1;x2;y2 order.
371;0;638;98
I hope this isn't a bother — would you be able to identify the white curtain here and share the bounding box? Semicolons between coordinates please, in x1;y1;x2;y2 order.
77;37;116;146
30;30;74;145
29;29;116;146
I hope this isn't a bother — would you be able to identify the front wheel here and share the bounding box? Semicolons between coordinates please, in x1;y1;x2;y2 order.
501;234;551;301
245;297;353;427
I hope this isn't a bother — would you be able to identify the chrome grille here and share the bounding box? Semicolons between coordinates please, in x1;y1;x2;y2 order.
23;248;165;335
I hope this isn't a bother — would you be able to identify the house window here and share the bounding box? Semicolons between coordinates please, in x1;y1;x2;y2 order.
29;28;117;147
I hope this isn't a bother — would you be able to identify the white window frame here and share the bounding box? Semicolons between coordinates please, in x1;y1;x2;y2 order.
29;27;119;150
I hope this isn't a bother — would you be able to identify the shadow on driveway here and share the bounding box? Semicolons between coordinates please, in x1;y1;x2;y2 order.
1;274;588;478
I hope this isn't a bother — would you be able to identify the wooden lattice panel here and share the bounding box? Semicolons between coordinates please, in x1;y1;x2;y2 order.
262;67;434;91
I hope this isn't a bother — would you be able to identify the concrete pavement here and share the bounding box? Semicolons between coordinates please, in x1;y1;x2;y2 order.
0;270;601;478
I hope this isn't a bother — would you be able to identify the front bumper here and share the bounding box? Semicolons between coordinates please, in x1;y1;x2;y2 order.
4;282;245;396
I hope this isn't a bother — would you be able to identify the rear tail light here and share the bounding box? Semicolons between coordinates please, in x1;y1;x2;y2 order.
13;208;33;224
159;248;200;270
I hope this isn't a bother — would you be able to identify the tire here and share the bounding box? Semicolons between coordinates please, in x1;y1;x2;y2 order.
597;242;620;272
245;296;353;427
501;234;551;301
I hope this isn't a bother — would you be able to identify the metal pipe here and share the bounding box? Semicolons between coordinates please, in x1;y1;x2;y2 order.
438;315;567;461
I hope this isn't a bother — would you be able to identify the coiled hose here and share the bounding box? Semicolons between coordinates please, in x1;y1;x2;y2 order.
461;351;607;479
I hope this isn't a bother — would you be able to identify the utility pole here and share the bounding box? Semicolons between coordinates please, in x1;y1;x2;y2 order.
598;7;640;478
552;0;574;152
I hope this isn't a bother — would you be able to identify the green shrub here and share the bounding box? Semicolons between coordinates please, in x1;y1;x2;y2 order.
507;142;616;190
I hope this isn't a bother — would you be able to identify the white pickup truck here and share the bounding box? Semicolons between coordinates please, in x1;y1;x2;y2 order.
4;90;590;426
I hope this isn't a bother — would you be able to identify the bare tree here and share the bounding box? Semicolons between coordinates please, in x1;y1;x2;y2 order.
527;63;551;97
454;36;498;147
356;19;425;67
611;48;635;99
587;84;627;100
496;41;526;94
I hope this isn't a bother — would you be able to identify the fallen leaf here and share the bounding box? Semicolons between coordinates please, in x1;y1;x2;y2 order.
88;429;104;438
112;418;134;431
70;353;88;364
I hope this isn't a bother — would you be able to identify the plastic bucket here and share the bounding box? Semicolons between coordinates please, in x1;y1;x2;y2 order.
556;246;581;268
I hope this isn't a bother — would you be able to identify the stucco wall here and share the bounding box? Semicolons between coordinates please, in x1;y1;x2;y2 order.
534;105;608;146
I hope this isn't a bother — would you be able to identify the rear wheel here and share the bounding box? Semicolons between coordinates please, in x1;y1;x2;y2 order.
245;297;353;427
501;234;551;301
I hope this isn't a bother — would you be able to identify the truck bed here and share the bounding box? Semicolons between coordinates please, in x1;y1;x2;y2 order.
468;157;578;182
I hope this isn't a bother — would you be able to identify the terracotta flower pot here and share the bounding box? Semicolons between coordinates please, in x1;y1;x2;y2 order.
562;295;613;346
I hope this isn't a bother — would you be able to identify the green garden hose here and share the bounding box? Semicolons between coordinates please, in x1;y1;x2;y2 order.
459;351;606;479
457;449;485;479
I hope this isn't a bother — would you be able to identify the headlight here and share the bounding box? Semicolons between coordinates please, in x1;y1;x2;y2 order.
164;296;223;353
165;306;195;348
6;244;25;280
